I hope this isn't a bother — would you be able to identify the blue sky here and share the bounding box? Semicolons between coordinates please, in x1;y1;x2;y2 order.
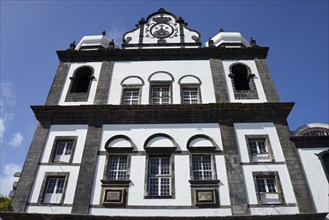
0;1;328;196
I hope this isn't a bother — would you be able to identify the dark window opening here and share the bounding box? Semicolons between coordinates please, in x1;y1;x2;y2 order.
323;153;329;177
232;64;250;90
70;67;93;93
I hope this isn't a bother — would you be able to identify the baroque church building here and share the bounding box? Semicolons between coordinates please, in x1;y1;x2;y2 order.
7;8;328;219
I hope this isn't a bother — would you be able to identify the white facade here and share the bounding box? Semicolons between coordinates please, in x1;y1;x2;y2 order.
234;123;299;215
298;148;329;212
90;123;231;216
108;60;216;105
223;60;267;103
59;62;102;105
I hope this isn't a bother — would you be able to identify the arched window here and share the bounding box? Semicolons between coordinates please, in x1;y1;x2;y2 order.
65;65;94;102
228;63;259;100
231;64;250;90
70;66;93;93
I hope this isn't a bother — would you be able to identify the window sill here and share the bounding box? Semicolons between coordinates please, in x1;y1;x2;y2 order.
101;179;131;187
144;195;173;199
189;179;220;187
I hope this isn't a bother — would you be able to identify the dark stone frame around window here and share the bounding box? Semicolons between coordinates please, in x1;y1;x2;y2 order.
144;154;175;199
228;62;259;100
48;136;78;164
38;172;70;205
149;82;172;105
120;86;143;105
180;85;202;104
245;135;275;163
65;65;95;102
252;171;285;205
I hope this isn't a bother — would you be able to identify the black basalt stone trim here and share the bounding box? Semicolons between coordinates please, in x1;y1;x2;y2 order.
94;61;114;104
31;103;294;126
220;122;249;215
209;59;229;102
57;47;269;62
0;212;327;220
275;123;316;213
291;136;329;148
11;123;50;212
255;59;280;102
45;62;71;105
71;124;102;214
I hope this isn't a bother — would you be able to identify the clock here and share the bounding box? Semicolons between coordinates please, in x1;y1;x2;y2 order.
150;23;174;39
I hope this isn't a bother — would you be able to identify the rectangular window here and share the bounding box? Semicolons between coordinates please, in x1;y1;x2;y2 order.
53;140;74;163
182;88;199;104
247;137;272;162
107;156;128;180
148;157;171;196
122;89;140;105
43;177;65;204
151;86;170;104
255;175;281;204
192;155;213;180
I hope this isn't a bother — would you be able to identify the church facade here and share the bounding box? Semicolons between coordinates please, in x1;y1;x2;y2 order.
10;8;328;218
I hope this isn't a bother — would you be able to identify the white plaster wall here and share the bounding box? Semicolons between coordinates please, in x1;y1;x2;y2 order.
90;155;106;205
298;148;329;212
99;123;223;152
90;123;230;210
28;165;80;205
90;207;232;217
216;155;231;206
40;125;88;164
108;61;216;105
58;62;102;105
26;206;72;214
222;60;267;103
250;206;299;215
234;123;285;163
242;165;297;206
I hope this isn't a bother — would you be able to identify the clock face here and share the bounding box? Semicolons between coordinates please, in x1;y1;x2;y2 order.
150;23;174;39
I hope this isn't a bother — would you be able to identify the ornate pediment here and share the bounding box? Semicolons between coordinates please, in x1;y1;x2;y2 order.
122;8;201;49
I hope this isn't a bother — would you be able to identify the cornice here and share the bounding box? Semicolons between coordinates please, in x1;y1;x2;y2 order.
290;135;329;148
31;102;294;126
56;47;269;62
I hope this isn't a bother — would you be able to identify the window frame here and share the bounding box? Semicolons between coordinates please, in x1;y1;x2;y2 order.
145;155;175;199
228;62;259;100
121;87;141;105
38;172;69;205
49;136;77;164
149;83;172;105
104;154;130;181
65;65;95;102
181;85;201;104
191;154;217;181
253;172;284;205
246;135;274;163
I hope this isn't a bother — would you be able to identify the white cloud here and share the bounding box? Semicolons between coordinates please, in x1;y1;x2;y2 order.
0;80;16;109
0;80;16;143
0;163;21;197
106;17;127;46
0;117;5;142
9;132;23;148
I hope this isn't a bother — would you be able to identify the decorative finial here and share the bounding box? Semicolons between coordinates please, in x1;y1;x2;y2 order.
69;41;76;50
108;39;114;48
158;8;166;13
138;17;146;25
208;38;215;47
219;28;224;33
102;31;106;36
250;37;258;47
